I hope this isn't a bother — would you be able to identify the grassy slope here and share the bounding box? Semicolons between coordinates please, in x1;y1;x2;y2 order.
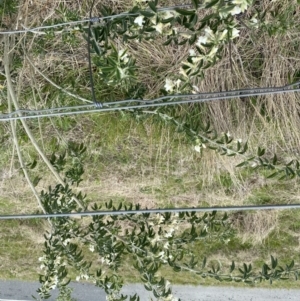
0;0;300;290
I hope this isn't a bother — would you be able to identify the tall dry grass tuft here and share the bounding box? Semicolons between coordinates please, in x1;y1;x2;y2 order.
230;210;279;245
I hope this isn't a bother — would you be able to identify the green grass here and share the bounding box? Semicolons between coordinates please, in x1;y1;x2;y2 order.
0;220;44;280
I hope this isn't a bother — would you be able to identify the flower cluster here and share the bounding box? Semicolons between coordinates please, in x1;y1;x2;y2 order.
76;274;90;281
38;255;66;290
164;78;182;93
194;138;207;153
134;10;177;35
217;0;251;18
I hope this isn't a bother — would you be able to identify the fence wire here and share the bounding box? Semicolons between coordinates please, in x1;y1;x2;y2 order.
1;203;300;220
0;83;299;121
0;4;192;35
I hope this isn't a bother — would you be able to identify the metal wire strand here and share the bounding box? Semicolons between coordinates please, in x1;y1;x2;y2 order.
0;4;193;35
0;203;300;220
0;83;299;121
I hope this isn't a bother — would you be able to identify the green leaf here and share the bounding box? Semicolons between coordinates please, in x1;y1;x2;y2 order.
163;37;173;46
288;260;295;270
153;290;160;298
140;10;155;18
267;172;278;179
175;8;196;16
189;34;197;45
32;176;41;187
148;1;157;12
205;0;220;8
178;39;188;45
230;261;235;273
191;0;200;9
173;265;182;272
144;283;152;291
271;255;277;269
160;17;174;24
286;166;295;177
106;199;113;209
236;161;248;168
242;142;248;153
26;159;37;169
257;147;265;157
202;257;207;269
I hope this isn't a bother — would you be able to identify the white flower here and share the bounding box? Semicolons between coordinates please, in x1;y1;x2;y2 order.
196;35;208;46
164;242;170;249
231;6;242;15
162;11;174;20
179;68;188;78
175;79;181;88
164;228;174;238
62;238;71;246
231;28;240;39
76;276;80;281
151;235;161;245
81;274;89;280
192;85;199;92
232;0;249;12
194;145;201;153
50;283;57;290
54;256;61;265
250;17;259;28
164;78;174;92
157;214;165;224
208;46;219;58
38;256;45;262
101;257;111;265
235;138;242;143
219;29;228;41
165;280;171;290
40;264;45;270
134;15;144;27
219;9;230;19
118;49;129;63
161;294;179;301
191;56;202;64
154;23;164;34
224;238;231;244
49;275;58;289
204;27;214;38
251;17;258;24
89;244;95;252
189;49;196;56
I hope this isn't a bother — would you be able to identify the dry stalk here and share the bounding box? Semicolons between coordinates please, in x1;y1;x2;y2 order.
4;35;84;209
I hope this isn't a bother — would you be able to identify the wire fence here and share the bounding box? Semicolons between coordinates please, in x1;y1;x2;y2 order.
1;203;300;220
0;83;299;121
0;4;193;35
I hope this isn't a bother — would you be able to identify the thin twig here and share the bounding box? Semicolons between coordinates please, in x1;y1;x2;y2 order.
4;35;46;214
26;55;93;104
4;36;84;209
